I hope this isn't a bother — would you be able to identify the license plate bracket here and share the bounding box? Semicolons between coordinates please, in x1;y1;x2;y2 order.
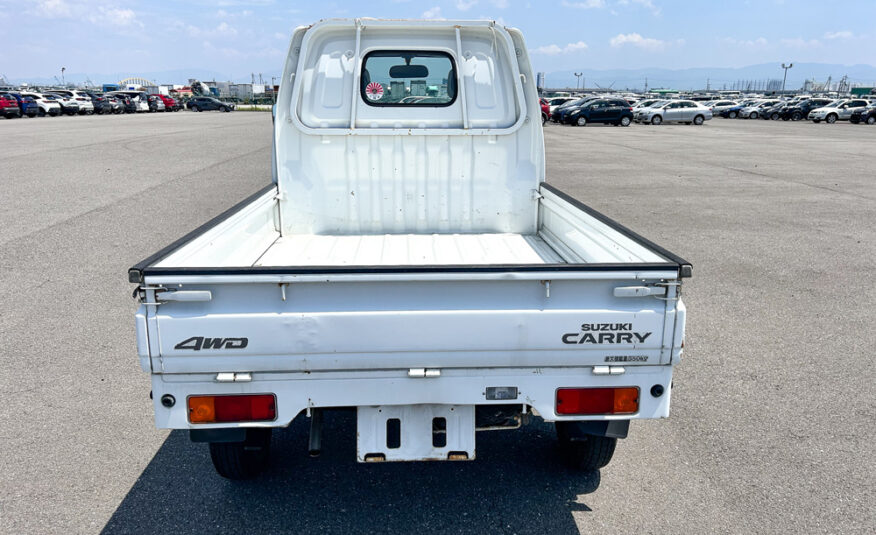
356;404;475;462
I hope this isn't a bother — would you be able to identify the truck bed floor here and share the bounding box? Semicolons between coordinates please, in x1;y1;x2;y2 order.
253;233;566;266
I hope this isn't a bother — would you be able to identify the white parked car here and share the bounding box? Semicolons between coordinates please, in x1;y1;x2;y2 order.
631;99;662;112
636;100;712;125
20;92;62;116
547;97;575;114
808;99;870;123
47;90;95;114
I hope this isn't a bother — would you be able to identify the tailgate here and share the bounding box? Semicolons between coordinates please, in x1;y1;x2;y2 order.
140;274;683;374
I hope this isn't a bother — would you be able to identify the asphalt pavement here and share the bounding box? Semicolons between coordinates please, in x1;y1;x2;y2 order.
0;112;873;534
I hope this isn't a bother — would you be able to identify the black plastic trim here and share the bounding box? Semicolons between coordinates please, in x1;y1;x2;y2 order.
128;184;277;283
540;183;692;277
129;183;692;282
190;428;247;443
561;420;630;439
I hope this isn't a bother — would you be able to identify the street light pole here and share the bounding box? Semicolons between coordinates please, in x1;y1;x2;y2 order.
574;72;582;90
781;63;793;94
61;67;66;87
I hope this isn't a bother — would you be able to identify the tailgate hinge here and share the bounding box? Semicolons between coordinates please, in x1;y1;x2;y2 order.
613;282;679;300
134;286;212;305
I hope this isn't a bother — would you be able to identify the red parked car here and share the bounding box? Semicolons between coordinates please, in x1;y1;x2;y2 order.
0;93;21;119
540;98;550;125
151;94;180;112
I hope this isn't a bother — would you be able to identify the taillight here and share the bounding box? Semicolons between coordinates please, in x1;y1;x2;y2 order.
556;387;639;415
188;394;276;423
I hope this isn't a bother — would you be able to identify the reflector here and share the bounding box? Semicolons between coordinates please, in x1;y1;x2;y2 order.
188;394;276;424
556;387;639;415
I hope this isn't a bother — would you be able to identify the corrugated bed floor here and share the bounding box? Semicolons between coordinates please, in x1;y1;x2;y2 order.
254;233;566;266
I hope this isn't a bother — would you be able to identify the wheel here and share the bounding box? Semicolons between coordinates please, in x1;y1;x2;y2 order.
541;113;547;126
693;115;704;125
38;109;46;117
576;116;587;127
191;105;199;112
749;112;758;119
770;112;779;120
86;110;94;115
867;116;876;125
620;116;631;126
812;119;820;123
556;422;617;471
219;105;227;112
826;114;837;124
650;115;662;125
209;428;272;480
728;111;738;119
792;112;802;121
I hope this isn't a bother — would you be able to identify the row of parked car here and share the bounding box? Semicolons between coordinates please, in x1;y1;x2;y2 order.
707;96;876;124
541;95;713;126
0;90;238;118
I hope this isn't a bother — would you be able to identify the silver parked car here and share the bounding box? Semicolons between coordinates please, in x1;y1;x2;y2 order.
808;99;870;123
636;100;713;125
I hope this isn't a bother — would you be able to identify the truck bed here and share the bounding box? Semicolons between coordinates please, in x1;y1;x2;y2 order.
131;183;690;279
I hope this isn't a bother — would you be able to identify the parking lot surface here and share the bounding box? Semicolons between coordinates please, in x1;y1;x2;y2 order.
1;113;873;534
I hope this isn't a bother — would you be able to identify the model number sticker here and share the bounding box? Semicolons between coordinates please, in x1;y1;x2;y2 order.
605;355;648;363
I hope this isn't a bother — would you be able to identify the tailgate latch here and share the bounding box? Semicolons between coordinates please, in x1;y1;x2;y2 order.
408;368;441;378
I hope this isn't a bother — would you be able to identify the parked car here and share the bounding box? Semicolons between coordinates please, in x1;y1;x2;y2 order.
567;98;634;126
637;100;712;125
85;92;114;114
20;92;61;116
760;102;788;120
152;94;179;112
809;99;869;123
719;99;759;119
539;98;549;125
739;100;780;119
632;99;661;112
547;97;575;114
8;93;39;117
47;90;95;114
186;96;235;112
108;93;138;113
849;105;876;125
552;96;599;124
105;95;124;114
778;98;833;121
45;92;80;115
0;93;22;118
147;94;166;112
706;100;739;116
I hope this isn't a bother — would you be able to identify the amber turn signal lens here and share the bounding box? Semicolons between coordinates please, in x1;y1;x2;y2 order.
188;394;276;424
556;387;639;415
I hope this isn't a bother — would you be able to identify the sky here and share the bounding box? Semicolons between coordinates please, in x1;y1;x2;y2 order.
1;0;874;83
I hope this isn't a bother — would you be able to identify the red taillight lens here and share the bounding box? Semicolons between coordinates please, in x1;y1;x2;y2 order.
188;394;276;423
556;387;639;415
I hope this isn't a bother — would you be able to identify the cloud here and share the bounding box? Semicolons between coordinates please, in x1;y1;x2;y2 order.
531;41;589;55
610;33;666;51
721;37;769;47
31;1;142;28
421;6;443;18
490;0;509;8
456;0;477;10
780;37;821;48
561;0;605;8
618;0;660;15
823;31;853;40
88;6;141;27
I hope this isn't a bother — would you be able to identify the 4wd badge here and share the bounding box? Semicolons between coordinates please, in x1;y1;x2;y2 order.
174;337;248;351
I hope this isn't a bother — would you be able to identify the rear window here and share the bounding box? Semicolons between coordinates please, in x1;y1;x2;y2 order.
361;51;456;107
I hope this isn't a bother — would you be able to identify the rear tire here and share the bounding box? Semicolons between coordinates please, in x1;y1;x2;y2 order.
792;111;802;121
728;111;738;119
191;105;199;112
693;115;704;125
620;116;631;126
219;105;227;112
749;112;758;119
209;428;272;480
650;115;662;125
770;112;779;120
556;423;617;471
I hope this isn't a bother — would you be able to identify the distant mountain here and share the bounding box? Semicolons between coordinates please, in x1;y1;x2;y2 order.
541;63;876;91
9;68;282;87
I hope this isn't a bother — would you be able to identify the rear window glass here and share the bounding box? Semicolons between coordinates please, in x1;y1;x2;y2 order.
361;51;456;106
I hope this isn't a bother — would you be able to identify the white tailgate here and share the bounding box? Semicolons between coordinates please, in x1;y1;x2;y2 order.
147;277;678;374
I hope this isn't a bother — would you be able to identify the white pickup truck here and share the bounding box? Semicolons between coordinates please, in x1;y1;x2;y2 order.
130;19;691;479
